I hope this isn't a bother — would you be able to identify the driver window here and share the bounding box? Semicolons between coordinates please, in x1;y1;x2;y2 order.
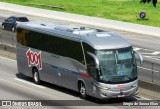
8;18;12;22
87;56;97;79
82;42;97;79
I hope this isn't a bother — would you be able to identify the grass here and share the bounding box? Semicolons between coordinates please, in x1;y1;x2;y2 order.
0;0;160;27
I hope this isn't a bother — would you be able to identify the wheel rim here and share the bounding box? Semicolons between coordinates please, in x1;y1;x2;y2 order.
80;83;86;96
12;27;15;32
34;72;38;82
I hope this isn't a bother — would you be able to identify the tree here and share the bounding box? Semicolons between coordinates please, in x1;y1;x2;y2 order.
140;0;157;7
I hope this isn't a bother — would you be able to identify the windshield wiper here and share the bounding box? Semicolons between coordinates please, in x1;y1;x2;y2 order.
125;75;132;80
99;79;111;84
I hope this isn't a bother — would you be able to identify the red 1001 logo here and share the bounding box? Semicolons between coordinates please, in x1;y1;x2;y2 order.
26;48;42;70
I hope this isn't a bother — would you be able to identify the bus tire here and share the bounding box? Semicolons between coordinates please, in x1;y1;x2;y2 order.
2;25;4;30
33;69;40;84
12;26;15;32
79;82;87;99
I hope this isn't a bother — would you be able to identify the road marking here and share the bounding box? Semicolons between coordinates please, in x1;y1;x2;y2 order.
134;47;160;54
143;56;160;61
135;95;151;100
152;51;160;55
0;43;16;47
0;78;33;89
0;55;16;62
144;56;160;59
14;78;45;89
138;66;159;73
133;47;141;51
0;78;68;100
133;47;160;60
141;51;160;55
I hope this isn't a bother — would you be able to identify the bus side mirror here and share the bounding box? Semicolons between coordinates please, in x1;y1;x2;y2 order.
134;51;143;66
87;52;100;69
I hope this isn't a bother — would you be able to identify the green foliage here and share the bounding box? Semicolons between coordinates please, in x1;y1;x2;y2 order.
0;0;160;27
140;0;157;7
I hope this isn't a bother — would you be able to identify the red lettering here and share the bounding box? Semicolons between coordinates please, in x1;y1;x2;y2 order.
26;49;42;70
26;49;31;67
37;52;42;70
117;84;124;88
34;53;38;64
30;51;34;64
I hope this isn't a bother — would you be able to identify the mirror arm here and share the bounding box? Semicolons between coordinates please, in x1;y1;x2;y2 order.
134;51;143;65
87;52;99;69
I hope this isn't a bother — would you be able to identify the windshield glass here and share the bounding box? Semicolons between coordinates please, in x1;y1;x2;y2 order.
96;47;137;84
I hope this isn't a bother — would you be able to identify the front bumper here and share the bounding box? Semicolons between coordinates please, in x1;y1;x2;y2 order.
93;80;138;99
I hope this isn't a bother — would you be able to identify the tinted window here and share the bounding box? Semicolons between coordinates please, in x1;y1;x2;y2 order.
82;42;95;63
17;28;27;46
7;18;11;22
16;17;29;22
82;42;97;78
7;17;14;23
10;18;15;23
17;29;84;64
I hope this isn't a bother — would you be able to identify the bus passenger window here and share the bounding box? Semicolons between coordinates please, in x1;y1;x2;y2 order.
87;56;97;79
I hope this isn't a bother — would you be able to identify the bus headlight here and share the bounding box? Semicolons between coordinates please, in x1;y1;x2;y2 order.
131;83;138;88
101;92;107;97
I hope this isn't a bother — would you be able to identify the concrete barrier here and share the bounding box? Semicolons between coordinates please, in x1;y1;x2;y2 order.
139;80;160;99
0;44;16;59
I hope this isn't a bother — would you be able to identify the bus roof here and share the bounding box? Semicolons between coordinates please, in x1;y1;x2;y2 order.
17;21;131;50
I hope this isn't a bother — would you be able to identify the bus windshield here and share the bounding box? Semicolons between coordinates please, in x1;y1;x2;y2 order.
96;47;137;84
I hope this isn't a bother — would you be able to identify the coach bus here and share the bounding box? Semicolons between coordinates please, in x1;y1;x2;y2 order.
16;21;143;99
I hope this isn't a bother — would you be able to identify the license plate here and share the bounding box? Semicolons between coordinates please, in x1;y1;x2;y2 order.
118;95;124;97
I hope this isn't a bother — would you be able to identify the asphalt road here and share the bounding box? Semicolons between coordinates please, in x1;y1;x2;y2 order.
0;56;160;109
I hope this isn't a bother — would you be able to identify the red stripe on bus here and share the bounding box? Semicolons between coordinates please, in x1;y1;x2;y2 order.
80;73;91;78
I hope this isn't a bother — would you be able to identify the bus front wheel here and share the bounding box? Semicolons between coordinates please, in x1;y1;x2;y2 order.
33;69;40;84
79;82;87;99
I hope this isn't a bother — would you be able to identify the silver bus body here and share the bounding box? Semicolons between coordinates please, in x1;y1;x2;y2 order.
16;21;141;99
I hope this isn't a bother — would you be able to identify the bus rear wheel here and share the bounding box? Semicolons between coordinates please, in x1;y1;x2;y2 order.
2;25;5;30
33;69;40;84
79;82;87;99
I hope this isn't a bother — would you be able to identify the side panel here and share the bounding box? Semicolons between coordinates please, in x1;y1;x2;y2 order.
40;52;61;85
16;28;32;77
60;57;84;91
17;43;32;77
